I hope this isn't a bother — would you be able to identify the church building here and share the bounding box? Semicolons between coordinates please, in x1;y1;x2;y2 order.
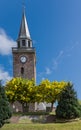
12;9;36;112
12;9;36;81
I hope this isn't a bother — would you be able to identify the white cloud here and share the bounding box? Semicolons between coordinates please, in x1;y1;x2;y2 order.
52;42;80;70
37;68;51;80
69;42;79;51
0;67;12;84
53;60;58;70
0;28;16;55
45;67;52;75
56;50;64;60
38;41;80;79
42;77;45;80
53;50;64;70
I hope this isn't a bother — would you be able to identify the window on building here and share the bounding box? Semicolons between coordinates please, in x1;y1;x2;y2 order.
22;40;26;46
21;67;24;75
28;40;30;47
18;41;20;48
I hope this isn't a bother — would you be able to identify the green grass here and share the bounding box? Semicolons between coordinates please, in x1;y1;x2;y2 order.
1;120;81;130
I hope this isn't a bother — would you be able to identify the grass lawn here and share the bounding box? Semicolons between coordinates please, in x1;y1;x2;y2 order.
1;120;81;130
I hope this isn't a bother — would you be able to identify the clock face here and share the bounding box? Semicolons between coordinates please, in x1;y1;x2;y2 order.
20;56;27;63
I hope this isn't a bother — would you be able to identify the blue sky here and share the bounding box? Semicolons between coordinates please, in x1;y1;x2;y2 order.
0;0;81;99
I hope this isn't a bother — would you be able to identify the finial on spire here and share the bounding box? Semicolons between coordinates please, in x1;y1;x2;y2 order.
18;0;31;39
22;0;26;12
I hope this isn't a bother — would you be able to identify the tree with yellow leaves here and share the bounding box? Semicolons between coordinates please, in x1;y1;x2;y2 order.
36;79;67;112
5;77;68;112
5;77;36;112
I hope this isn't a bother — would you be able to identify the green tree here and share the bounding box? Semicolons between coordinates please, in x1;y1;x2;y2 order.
5;77;36;112
0;82;12;128
56;82;81;119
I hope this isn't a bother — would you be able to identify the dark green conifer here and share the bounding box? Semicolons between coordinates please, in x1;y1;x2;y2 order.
56;82;81;119
0;82;12;127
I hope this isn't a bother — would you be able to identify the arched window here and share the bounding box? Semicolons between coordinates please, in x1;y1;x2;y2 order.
21;67;24;75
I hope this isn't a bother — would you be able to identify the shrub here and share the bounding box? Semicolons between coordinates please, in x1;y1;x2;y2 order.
56;82;81;119
0;84;12;128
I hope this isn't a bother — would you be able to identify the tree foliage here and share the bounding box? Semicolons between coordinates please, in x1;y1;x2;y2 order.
0;83;12;128
56;82;81;119
6;77;80;115
36;79;67;111
5;78;36;112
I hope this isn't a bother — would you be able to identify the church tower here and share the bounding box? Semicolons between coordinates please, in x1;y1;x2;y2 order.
12;9;36;81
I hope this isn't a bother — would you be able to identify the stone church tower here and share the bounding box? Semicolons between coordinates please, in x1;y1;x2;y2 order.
12;9;36;112
12;10;36;81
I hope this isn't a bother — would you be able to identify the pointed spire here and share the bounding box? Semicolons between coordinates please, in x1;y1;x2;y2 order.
18;8;31;39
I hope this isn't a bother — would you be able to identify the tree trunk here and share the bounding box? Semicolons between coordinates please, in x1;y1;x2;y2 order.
22;102;24;113
50;102;54;112
22;102;29;113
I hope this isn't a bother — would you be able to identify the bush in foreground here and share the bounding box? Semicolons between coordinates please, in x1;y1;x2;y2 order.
0;84;12;128
56;82;81;119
